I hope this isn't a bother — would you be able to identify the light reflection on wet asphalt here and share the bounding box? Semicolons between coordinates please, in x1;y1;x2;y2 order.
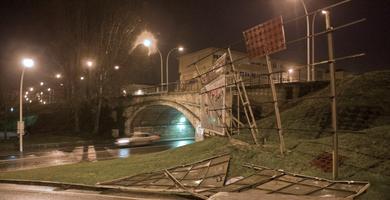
0;140;194;172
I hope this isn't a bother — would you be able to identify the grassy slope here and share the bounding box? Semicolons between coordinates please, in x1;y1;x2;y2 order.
258;71;390;138
0;71;389;199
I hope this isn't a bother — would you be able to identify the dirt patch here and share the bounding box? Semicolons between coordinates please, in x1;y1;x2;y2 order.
310;152;346;172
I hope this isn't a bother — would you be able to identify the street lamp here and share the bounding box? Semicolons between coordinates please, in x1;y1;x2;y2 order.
40;82;44;86
55;73;62;79
143;39;164;92
80;76;85;80
166;46;184;92
290;0;310;81
86;60;93;68
114;65;120;70
19;58;34;152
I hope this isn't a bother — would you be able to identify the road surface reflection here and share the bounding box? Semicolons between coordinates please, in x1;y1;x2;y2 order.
0;139;194;172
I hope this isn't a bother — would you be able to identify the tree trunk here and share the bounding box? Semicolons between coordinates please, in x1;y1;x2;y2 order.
93;73;103;134
71;79;80;133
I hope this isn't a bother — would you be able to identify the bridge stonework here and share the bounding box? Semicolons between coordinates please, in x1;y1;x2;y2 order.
122;92;201;136
119;81;328;136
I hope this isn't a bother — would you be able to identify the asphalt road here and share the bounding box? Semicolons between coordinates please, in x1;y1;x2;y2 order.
0;139;194;172
0;183;190;200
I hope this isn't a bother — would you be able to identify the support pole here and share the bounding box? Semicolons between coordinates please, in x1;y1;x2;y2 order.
265;55;286;155
324;11;338;180
237;92;240;135
18;68;25;153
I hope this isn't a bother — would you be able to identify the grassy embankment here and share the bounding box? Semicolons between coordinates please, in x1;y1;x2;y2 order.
0;71;389;199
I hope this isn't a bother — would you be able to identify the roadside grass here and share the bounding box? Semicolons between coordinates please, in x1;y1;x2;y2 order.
0;126;389;199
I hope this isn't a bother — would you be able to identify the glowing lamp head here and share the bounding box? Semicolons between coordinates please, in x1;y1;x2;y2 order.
178;47;184;52
288;69;294;73
22;58;34;68
55;73;62;79
321;10;328;15
143;39;152;47
114;65;120;70
40;82;44;86
29;87;34;92
86;61;93;67
80;76;85;80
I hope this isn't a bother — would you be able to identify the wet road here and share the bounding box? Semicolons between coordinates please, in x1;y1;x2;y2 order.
0;139;194;172
0;183;189;200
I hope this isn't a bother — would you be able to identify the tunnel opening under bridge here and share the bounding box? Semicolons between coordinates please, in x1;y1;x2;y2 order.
127;105;195;141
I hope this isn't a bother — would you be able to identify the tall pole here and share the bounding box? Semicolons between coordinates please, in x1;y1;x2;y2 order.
18;68;26;152
324;11;338;180
157;48;163;92
166;48;176;93
311;12;318;81
299;0;311;82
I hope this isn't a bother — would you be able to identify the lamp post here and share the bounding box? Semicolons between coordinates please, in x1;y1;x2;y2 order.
85;60;93;100
18;58;34;152
166;46;184;92
143;39;164;92
311;11;318;81
291;0;311;81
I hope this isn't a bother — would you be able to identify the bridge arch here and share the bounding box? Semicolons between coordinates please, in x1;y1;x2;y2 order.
124;100;200;136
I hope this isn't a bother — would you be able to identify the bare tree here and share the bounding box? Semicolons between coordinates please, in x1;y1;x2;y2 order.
44;0;141;134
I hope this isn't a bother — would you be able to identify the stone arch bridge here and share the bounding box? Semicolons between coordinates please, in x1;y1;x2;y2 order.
122;92;201;136
114;81;327;138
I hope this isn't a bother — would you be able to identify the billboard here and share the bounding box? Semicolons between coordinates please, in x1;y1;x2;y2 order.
243;16;286;58
200;75;227;135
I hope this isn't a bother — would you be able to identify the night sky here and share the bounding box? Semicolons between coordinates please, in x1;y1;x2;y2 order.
0;0;389;89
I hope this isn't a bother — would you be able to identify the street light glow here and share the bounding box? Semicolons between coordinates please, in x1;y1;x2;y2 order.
86;60;93;67
288;69;294;73
29;87;34;92
80;76;85;80
131;31;158;56
40;82;44;86
22;58;34;68
114;65;120;70
321;10;329;15
47;88;51;91
55;73;62;79
178;46;184;52
143;39;152;47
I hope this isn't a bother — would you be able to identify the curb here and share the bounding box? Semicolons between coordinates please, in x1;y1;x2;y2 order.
0;179;106;191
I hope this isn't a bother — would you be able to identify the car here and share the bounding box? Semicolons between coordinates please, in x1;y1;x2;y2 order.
115;132;160;147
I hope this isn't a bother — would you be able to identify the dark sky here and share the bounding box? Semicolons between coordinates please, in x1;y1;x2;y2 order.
1;0;389;89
